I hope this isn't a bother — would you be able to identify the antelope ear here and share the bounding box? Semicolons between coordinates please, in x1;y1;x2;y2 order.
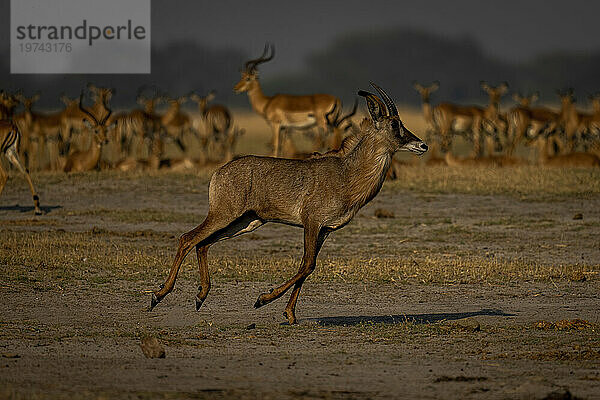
358;90;386;122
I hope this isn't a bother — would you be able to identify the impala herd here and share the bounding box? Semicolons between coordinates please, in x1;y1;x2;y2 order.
413;81;600;167
1;45;599;216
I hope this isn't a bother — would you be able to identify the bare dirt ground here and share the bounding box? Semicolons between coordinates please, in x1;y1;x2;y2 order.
1;167;599;399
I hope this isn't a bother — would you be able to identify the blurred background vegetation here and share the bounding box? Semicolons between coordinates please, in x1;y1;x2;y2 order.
2;1;600;109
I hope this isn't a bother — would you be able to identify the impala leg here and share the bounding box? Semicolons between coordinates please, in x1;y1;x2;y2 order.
5;148;42;215
254;225;326;324
28;138;39;172
272;123;282;157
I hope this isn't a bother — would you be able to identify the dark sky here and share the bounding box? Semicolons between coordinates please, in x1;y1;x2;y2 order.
151;0;600;73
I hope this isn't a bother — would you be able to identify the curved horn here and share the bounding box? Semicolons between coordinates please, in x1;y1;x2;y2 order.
370;82;398;117
325;102;341;126
337;99;358;126
244;43;275;72
100;93;112;125
79;91;99;125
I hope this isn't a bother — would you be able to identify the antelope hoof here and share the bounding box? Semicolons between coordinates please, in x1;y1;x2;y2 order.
254;293;268;309
148;293;160;311
195;299;204;311
283;310;297;325
34;210;42;216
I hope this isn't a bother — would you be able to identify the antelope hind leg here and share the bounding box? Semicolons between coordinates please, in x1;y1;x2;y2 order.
150;212;264;311
194;215;263;311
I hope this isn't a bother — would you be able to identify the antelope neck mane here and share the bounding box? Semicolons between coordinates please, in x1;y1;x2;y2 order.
343;124;394;207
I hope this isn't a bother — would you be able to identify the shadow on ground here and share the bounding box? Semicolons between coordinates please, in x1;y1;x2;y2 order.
0;204;62;214
305;309;514;326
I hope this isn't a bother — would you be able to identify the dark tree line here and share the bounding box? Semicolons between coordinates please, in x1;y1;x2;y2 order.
3;27;600;110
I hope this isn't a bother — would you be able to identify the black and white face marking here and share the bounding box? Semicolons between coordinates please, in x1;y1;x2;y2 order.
391;117;428;155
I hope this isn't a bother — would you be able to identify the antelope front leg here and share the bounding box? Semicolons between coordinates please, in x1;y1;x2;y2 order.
254;225;325;324
283;230;328;324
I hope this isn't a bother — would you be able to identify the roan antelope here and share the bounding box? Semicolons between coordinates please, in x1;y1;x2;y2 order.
234;44;341;157
64;93;114;173
0;91;42;215
149;83;428;324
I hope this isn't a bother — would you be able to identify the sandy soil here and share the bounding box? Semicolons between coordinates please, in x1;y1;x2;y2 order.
1;170;599;399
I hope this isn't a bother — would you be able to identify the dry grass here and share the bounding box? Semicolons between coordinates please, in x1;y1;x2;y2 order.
386;165;600;199
1;230;596;288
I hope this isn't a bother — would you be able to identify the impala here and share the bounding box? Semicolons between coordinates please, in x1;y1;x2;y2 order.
0;91;42;215
556;88;589;153
119;89;163;160
480;81;509;134
579;94;600;148
325;100;358;151
19;95;64;171
13;93;39;165
432;89;485;154
413;81;446;164
530;129;599;167
189;91;232;138
159;95;191;152
60;94;87;152
64;93;114;172
148;83;428;324
234;44;341;157
507;92;559;155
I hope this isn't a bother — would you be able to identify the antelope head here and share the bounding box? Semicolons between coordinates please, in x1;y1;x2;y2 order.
557;88;575;106
0;91;20;117
234;43;274;93
60;94;80;109
190;91;216;114
15;92;40;111
589;93;600;114
87;83;114;104
412;81;439;103
358;83;428;155
160;95;188;110
79;92;114;145
136;85;162;112
512;92;539;107
481;81;509;105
